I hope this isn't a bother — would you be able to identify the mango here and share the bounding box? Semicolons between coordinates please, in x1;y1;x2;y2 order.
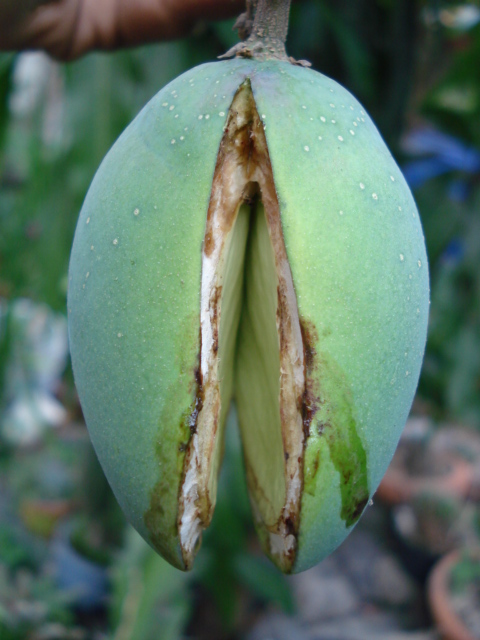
68;58;429;573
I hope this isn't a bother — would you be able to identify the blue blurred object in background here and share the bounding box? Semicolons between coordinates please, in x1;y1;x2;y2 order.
402;127;480;194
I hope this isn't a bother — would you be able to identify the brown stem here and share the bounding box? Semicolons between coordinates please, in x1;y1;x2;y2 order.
220;0;292;62
248;0;291;58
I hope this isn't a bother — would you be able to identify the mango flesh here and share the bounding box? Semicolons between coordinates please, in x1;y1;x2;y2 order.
68;58;429;573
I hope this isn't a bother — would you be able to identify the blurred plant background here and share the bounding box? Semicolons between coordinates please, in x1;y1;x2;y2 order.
1;1;480;639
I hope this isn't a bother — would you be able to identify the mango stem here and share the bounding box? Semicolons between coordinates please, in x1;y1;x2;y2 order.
219;0;292;62
249;0;291;57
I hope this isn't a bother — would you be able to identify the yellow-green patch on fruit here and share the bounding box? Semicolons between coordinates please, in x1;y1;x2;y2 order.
68;58;429;573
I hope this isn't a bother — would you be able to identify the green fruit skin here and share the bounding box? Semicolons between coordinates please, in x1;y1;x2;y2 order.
68;59;429;573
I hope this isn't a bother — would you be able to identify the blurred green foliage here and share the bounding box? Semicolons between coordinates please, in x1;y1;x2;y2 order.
1;1;480;638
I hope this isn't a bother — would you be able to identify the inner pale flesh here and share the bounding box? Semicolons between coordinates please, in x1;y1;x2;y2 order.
235;200;285;527
178;80;305;572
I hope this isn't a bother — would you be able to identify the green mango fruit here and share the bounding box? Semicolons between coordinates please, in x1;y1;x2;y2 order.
68;58;429;573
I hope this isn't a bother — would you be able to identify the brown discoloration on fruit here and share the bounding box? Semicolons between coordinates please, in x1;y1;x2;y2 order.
176;79;307;573
300;336;370;529
176;84;262;568
300;319;318;371
225;83;305;573
203;230;215;257
296;315;370;528
210;286;222;355
174;353;214;570
176;372;221;568
300;318;321;440
188;365;204;435
309;449;321;481
144;316;203;570
348;495;369;522
203;91;256;260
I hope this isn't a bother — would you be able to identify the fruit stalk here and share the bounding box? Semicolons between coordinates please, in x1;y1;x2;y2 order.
248;0;291;57
223;0;292;61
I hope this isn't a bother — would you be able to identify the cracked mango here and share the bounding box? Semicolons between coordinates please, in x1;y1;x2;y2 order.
68;59;429;573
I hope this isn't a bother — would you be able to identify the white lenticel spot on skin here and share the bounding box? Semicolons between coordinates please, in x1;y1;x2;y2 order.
372;193;378;200
360;183;365;190
304;146;310;152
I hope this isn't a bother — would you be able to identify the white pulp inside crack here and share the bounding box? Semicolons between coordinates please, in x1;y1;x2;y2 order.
178;80;305;572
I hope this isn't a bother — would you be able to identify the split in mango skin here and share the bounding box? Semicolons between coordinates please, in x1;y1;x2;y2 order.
68;58;429;573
